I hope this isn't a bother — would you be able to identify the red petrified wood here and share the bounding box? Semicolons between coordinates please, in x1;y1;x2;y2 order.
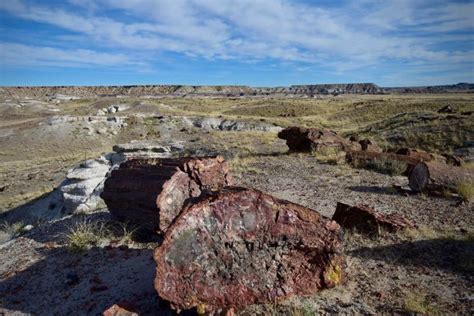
332;202;413;234
103;304;138;316
154;187;344;313
408;161;474;193
278;126;359;152
101;156;234;232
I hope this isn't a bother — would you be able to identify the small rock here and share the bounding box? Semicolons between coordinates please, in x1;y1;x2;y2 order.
103;304;138;316
23;224;34;232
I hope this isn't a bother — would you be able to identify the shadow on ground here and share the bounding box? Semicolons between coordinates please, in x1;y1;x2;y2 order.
0;244;179;315
348;185;403;196
349;238;474;276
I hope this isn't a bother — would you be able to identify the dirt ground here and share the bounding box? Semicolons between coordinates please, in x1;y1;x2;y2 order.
0;92;473;315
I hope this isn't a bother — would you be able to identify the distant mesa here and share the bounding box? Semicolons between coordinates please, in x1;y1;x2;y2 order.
1;82;473;98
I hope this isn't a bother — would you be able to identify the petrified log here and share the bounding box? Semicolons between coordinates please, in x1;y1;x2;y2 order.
278;126;359;152
346;150;420;174
101;156;234;232
332;202;412;234
408;161;474;192
154;187;344;313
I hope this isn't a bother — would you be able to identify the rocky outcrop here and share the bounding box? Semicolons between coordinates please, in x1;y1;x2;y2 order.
289;83;381;95
332;202;413;234
101;156;234;232
184;117;283;132
2;83;472;99
154;187;344;313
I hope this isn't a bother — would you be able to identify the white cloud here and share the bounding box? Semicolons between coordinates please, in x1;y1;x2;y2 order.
0;0;472;73
0;42;141;67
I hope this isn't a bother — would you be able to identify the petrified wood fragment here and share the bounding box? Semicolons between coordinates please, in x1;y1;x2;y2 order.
345;150;420;174
101;156;234;232
332;202;413;234
278;126;359;152
154;187;344;313
408;161;474;193
358;139;382;152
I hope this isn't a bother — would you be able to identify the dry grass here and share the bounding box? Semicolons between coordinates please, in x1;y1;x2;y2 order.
457;182;474;202
353;158;407;176
312;147;346;165
65;220;106;253
403;291;440;315
229;155;262;176
0;221;26;237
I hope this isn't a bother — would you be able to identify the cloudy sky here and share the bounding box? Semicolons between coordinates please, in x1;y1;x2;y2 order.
0;0;473;86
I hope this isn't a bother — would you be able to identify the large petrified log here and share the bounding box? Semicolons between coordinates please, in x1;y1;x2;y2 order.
278;126;359;152
395;148;436;162
154;187;344;313
101;156;234;232
408;161;474;192
345;150;420;174
332;202;413;234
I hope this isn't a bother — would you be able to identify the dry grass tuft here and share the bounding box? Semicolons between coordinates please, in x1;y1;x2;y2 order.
0;221;27;237
312;147;346;165
403;291;440;315
457;182;474;202
353;158;407;176
65;220;105;253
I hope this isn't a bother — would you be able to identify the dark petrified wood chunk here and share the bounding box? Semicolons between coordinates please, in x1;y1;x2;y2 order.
154;187;344;313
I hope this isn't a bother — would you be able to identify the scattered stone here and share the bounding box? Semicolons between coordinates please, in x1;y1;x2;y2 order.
154;187;344;313
101;156;234;232
332;202;413;234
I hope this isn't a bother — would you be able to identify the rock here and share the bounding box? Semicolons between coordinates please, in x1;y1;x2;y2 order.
101;156;234;232
186;117;283;132
56;157;111;212
278;126;359;153
103;304;138;316
438;105;457;113
358;139;382;152
154;187;344;313
22;224;34;232
408;161;474;193
454;141;474;163
332;202;413;234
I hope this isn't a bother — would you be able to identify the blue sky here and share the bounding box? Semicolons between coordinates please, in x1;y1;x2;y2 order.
0;0;473;87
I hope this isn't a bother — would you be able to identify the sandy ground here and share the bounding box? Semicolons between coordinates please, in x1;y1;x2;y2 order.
0;93;473;315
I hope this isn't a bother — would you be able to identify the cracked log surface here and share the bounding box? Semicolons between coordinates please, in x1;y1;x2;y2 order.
332;202;413;234
408;161;474;193
154;187;344;313
101;156;234;232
